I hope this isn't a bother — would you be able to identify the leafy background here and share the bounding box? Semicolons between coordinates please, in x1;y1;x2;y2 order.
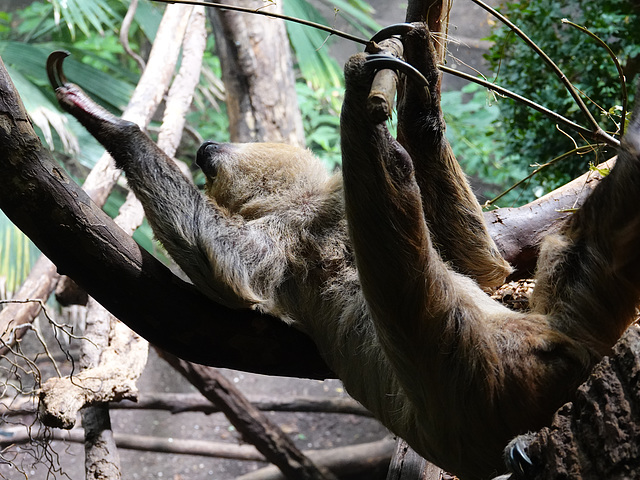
483;0;639;198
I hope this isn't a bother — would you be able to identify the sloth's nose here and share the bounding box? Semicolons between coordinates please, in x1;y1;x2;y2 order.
196;141;221;168
196;141;223;176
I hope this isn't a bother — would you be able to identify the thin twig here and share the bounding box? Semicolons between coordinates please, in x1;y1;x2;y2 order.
467;0;603;135
486;144;605;206
439;66;619;147
561;18;628;136
150;0;370;45
120;0;146;71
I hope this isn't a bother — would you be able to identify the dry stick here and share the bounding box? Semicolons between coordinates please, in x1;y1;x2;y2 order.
236;438;395;480
366;38;405;124
120;0;146;71
1;392;371;417
163;354;339;480
116;393;371;416
1;426;394;474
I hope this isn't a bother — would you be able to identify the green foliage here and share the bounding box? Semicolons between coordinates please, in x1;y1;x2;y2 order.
283;0;379;167
297;81;343;170
486;0;639;192
0;1;162;172
284;0;379;88
0;0;159;289
0;211;41;296
442;83;530;204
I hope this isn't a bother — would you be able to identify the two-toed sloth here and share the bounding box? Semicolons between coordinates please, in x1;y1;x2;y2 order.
49;24;640;480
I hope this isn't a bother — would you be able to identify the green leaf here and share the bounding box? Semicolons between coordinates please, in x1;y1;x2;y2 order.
284;0;344;87
50;0;117;38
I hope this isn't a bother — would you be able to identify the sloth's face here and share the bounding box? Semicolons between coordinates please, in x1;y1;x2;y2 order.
196;141;333;217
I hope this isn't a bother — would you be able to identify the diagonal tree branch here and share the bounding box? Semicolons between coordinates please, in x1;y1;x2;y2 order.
0;54;332;379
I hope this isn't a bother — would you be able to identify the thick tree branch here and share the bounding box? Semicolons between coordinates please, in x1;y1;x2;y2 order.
485;162;610;278
0;3;196;355
207;0;305;145
0;55;331;379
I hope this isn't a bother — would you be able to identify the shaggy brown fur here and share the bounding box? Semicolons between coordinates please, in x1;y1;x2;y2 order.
50;25;640;480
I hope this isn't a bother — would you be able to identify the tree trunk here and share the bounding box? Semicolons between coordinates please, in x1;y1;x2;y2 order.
207;0;305;146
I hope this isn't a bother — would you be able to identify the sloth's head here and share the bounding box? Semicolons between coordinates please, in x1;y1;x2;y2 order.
196;141;340;220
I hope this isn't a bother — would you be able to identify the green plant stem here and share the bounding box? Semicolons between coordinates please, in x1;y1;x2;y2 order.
486;144;605;206
439;66;619;147
561;18;628;136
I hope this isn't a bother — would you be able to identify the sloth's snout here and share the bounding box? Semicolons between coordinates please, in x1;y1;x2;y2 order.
196;141;223;176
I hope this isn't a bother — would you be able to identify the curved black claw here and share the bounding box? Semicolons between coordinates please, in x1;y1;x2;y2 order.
365;54;429;88
369;23;415;44
46;50;71;89
504;436;534;478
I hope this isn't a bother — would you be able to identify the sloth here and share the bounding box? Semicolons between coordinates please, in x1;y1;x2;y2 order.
48;24;640;480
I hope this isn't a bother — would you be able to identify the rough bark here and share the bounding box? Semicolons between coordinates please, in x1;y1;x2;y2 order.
385;440;453;480
38;318;148;429
207;0;305;146
386;440;429;480
507;325;640;480
81;404;122;480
